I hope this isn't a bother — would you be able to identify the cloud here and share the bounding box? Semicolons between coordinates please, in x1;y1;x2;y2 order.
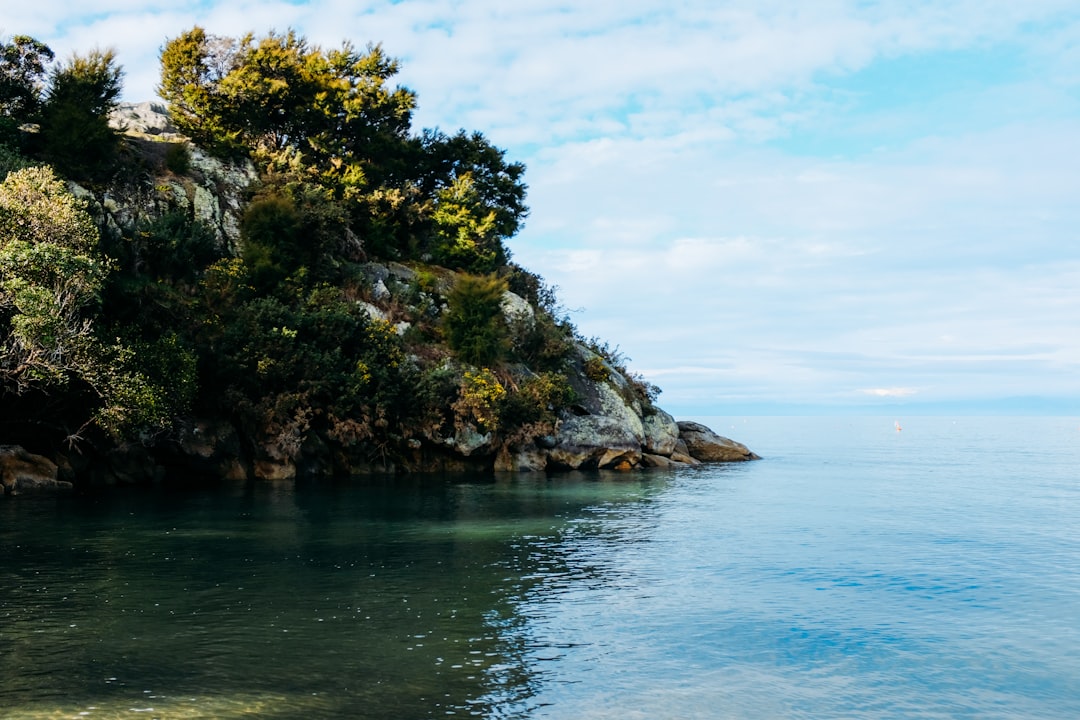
13;0;1080;413
860;388;919;398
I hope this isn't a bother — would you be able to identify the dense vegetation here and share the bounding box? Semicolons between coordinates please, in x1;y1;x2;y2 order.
0;29;658;474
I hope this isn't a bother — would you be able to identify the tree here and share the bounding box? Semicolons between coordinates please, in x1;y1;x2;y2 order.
38;49;124;179
157;26;238;151
443;273;510;366
158;26;528;275
0;35;53;123
0;166;178;439
430;174;502;272
417;129;528;241
0;166;105;392
158;27;416;168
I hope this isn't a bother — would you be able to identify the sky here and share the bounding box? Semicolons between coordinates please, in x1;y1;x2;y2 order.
10;1;1080;415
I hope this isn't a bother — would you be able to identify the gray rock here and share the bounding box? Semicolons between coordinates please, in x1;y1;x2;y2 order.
0;446;70;495
677;421;760;462
109;101;179;137
547;415;642;470
494;443;548;472
639;453;683;469
453;425;493;457
642;408;679;456
564;344;646;443
501;290;534;325
357;301;389;323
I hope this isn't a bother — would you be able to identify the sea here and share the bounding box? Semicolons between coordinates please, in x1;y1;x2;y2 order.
2;415;1079;719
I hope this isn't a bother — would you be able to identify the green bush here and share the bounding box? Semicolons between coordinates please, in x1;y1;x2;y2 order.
443;273;508;366
164;141;191;174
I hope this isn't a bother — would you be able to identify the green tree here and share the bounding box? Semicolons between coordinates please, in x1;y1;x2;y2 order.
0;35;53;123
0;165;104;391
0;166;176;439
430;174;501;272
38;49;124;180
158;27;415;169
417;130;527;240
443;273;509;366
157;26;239;152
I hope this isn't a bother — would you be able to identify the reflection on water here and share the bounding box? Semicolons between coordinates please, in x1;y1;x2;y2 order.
0;472;673;719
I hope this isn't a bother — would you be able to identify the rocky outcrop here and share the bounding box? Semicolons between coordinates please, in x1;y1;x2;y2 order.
677;422;761;462
642;408;680;456
68;102;259;251
10;104;758;485
1;446;71;495
546;415;643;471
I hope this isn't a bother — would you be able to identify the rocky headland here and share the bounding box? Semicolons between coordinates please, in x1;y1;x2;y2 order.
1;101;758;494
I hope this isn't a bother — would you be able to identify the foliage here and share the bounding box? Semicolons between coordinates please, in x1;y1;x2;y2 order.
497;371;574;444
585;337;662;406
164;141;191;174
0;144;31;175
0;165;98;251
0;166;180;441
158;27;415;168
452;367;505;432
584;356;610;382
417;129;527;244
239;180;351;292
38;49;124;180
239;192;302;293
443;273;509;366
159;27;526;273
0;168;107;391
0;35;54;123
202;286;423;457
430;174;501;273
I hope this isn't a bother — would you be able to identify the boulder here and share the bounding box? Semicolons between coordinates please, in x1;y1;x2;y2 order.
452;425;494;457
0;446;70;495
642;408;679;456
109;101;179;137
564;345;646;444
494;442;548;473
639;453;676;469
501;290;535;325
253;459;296;481
547;415;642;470
677;421;760;462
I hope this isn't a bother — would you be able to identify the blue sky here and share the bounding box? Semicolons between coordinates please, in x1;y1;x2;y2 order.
12;1;1080;415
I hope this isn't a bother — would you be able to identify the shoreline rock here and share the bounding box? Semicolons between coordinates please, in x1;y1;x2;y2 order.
1;445;72;495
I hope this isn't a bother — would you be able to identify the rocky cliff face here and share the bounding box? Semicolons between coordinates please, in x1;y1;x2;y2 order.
3;103;758;492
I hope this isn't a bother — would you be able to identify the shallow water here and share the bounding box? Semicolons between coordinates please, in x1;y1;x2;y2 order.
3;417;1080;718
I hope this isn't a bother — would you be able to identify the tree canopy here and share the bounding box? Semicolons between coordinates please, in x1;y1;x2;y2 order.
159;26;527;273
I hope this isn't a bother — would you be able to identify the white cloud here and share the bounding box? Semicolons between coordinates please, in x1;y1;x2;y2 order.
12;0;1080;413
860;388;919;398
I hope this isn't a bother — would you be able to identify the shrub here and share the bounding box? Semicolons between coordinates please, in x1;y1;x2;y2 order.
443;273;508;366
164;141;191;174
584;356;610;382
497;371;574;444
452;367;505;432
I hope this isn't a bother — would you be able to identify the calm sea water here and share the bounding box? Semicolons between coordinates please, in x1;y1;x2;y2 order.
2;416;1079;719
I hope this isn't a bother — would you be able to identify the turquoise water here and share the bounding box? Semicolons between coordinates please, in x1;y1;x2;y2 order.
2;416;1080;718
